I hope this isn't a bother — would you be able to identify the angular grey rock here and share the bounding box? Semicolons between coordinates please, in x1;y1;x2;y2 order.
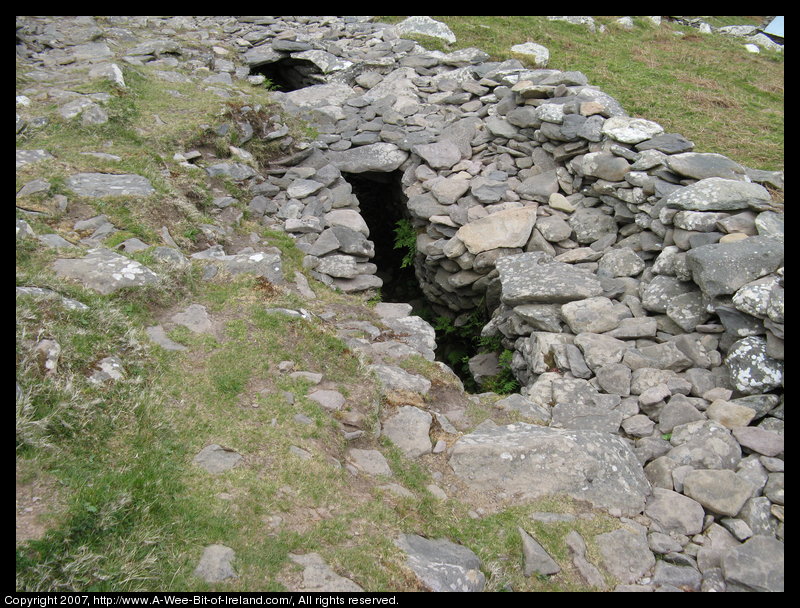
348;449;392;477
724;336;783;395
171;304;214;334
283;82;355;108
686;236;783;298
325;142;408;173
413;140;462;169
145;325;187;351
653;561;701;592
193;444;242;474
517;170;559;199
721;536;784;592
194;545;237;583
382;406;433;458
596;527;655;584
682;469;755;517
560;296;626;334
450;423;651;516
510;42;550;67
65;173;155;197
663;177;772;212
394;16;457;44
601;116;664;144
580;151;631;181
635;133;694;154
288;553;363;592
664;153;745;181
369;364;431;395
644;488;706;536
205;162;257;181
568;207;617;244
667;420;742;470
193;250;283;284
597;247;645;277
519;527;560;576
52;248;159;295
496;252;603;305
243;45;284;68
731;426;784;457
494;393;551;425
308;389;345;411
394;534;485;592
565;530;607;589
17;149;54;169
455;207;537;255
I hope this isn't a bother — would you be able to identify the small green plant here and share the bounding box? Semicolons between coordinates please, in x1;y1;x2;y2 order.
393;219;417;268
481;349;520;395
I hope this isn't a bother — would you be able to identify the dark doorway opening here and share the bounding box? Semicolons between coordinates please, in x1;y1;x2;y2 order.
342;170;422;304
250;58;323;92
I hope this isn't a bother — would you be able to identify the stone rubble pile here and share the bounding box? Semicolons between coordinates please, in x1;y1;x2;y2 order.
16;15;783;592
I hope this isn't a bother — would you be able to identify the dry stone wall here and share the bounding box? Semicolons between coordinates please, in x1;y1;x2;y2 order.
16;16;784;592
235;17;784;406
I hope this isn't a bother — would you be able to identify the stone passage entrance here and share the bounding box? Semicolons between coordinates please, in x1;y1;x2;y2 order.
341;171;421;304
250;57;323;92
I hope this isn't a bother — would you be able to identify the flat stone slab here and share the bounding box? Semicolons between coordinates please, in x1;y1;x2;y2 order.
596;527;655;584
496;252;603;305
65;173;155;197
394;16;457;44
16;149;54;169
52;248;159;295
193;444;243;474
686;236;783;298
395;534;485;592
170;304;214;334
191;248;283;284
519;527;560;576
450;423;651;516
324;142;408;173
722;535;784;592
288;553;363;592
369;364;431;395
194;544;237;583
454;207;537;255
145;325;187;351
382;406;433;458
307;389;345;411
347;449;392;477
663;177;772;212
